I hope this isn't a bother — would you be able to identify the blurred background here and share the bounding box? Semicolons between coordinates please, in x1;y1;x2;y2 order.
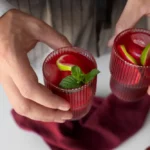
7;0;148;57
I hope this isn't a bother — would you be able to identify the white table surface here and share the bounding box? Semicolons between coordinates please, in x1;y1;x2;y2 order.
0;53;150;150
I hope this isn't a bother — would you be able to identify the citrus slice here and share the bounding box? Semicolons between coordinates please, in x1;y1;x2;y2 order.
117;45;138;64
140;44;150;66
56;54;79;71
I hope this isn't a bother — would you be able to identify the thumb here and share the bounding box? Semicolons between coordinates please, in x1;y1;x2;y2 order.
108;0;145;47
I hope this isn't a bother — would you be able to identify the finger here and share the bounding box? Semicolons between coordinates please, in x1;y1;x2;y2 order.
147;86;150;95
35;21;72;49
108;0;144;47
2;76;72;122
7;55;70;111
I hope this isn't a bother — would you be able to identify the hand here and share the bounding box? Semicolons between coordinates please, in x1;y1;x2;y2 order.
108;0;150;47
0;9;72;123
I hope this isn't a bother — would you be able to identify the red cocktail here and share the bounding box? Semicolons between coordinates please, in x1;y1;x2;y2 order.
43;47;98;120
110;28;150;101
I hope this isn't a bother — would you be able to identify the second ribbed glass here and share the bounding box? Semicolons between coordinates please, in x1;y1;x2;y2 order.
110;28;150;102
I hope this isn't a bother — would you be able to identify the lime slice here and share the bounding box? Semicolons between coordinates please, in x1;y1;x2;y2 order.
118;45;137;64
140;44;150;66
56;54;74;71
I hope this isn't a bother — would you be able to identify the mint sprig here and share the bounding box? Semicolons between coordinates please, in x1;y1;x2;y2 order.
59;66;100;89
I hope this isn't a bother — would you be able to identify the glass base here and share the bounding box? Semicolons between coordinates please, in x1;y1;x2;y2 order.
71;103;92;120
110;77;148;102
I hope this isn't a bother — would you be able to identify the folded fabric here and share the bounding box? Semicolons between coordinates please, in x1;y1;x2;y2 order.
146;146;150;150
12;94;150;150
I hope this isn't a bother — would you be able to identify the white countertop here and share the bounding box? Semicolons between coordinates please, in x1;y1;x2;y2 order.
0;53;150;150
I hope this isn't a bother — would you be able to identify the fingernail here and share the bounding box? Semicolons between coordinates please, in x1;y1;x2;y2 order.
59;105;70;111
62;114;73;120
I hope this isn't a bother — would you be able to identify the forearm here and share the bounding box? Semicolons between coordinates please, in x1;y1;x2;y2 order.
0;0;15;16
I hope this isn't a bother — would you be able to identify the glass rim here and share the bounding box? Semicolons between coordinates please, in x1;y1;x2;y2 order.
113;28;150;69
42;46;97;92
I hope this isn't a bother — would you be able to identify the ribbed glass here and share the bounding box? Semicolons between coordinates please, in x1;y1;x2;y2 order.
110;28;150;102
43;47;97;120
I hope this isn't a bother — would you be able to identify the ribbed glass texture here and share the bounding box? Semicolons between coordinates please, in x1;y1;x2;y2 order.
110;28;150;101
43;47;97;120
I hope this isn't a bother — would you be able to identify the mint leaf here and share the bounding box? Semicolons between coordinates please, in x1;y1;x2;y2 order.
59;66;100;89
59;75;81;89
85;69;100;83
71;66;85;82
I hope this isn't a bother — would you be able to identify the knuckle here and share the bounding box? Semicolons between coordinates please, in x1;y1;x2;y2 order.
48;94;61;108
43;117;54;122
37;110;55;122
50;112;56;122
31;20;43;31
5;9;18;19
59;34;69;43
27;20;44;37
46;110;56;121
20;85;33;98
54;34;70;47
20;75;38;99
15;103;31;116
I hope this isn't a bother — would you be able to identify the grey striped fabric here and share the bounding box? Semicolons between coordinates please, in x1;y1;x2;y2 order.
2;0;148;69
6;0;96;69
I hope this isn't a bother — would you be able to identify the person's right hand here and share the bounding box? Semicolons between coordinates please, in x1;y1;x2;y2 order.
0;9;73;123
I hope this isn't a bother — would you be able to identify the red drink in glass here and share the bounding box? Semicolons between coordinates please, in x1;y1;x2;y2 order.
110;28;150;102
43;47;97;120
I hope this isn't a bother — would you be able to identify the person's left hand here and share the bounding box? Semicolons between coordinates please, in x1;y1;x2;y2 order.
108;0;150;95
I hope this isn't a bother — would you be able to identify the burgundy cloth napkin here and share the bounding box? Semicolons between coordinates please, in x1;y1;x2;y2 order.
12;94;150;150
